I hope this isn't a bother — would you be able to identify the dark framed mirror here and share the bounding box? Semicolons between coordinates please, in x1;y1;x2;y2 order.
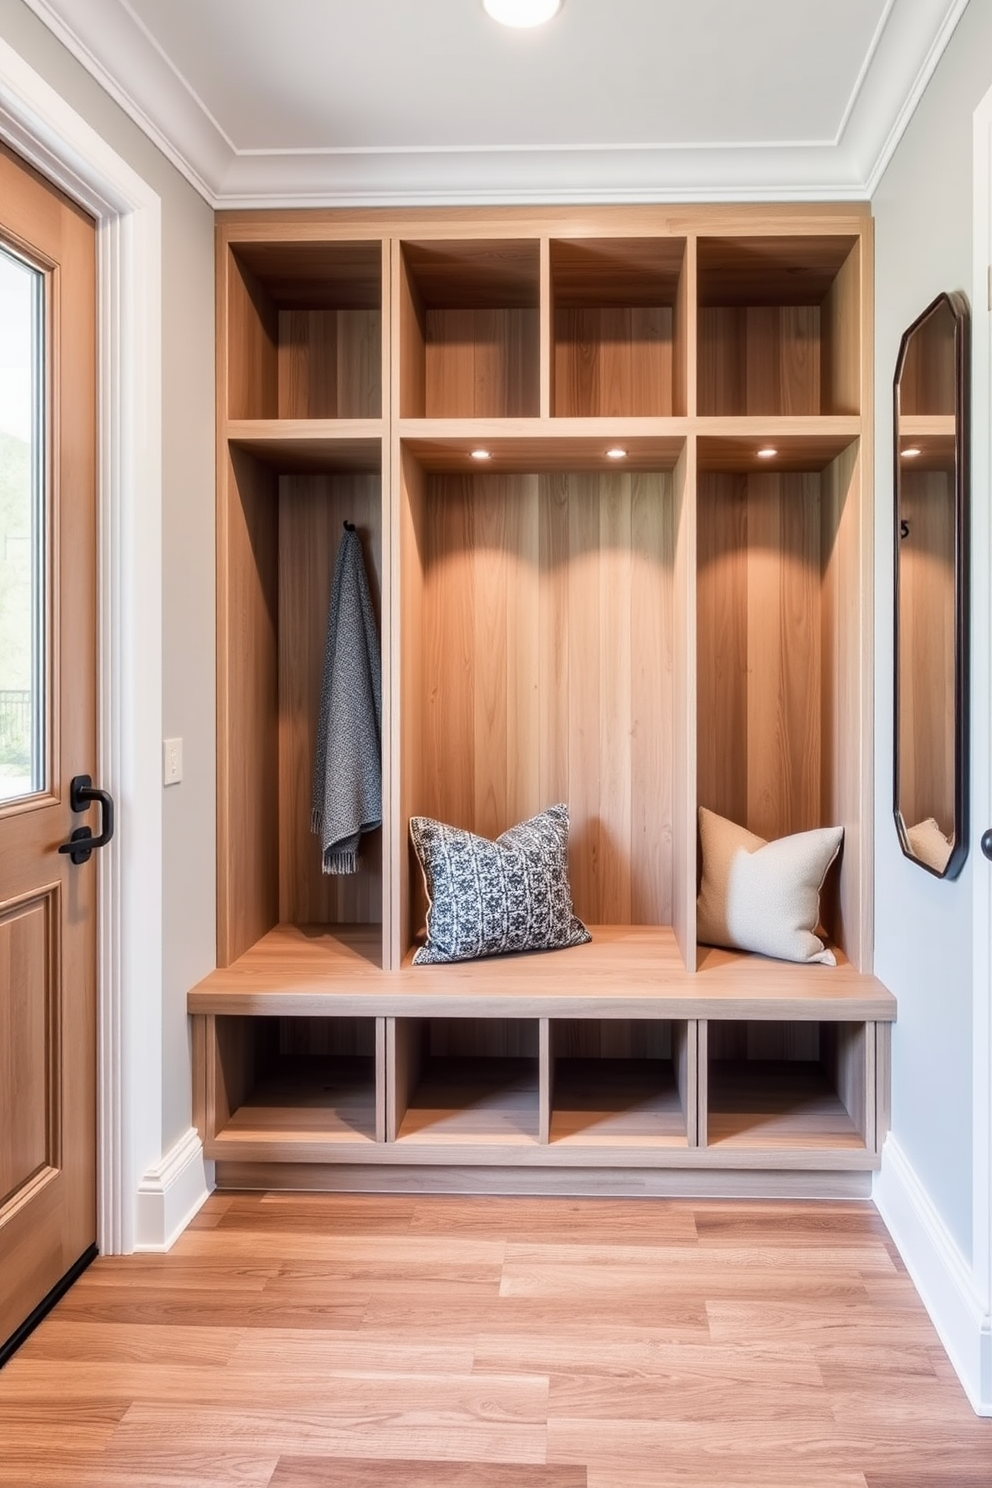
893;291;969;878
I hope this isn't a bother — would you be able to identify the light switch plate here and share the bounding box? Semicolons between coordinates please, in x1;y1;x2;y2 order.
163;737;183;786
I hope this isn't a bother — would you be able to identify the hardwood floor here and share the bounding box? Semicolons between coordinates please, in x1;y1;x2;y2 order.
0;1193;988;1486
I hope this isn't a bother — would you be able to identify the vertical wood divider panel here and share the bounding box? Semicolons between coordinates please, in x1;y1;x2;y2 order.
375;1016;387;1144
191;1015;207;1145
821;1022;870;1147
858;222;875;971
672;439;697;969
539;1017;551;1145
388;1017;424;1142
673;1019;698;1147
217;446;279;966
540;237;552;419
676;234;696;419
875;1021;891;1153
225;248;277;420
397;241;426;420
821;441;865;966
696;1019;709;1148
396;446;426;968
822;238;861;416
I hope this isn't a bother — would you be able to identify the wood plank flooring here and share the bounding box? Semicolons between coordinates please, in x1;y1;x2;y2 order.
0;1193;988;1486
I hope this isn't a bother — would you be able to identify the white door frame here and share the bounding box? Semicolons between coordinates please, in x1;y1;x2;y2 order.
0;36;163;1255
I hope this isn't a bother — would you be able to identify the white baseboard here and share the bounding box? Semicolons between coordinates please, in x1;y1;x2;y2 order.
134;1127;214;1253
874;1135;991;1415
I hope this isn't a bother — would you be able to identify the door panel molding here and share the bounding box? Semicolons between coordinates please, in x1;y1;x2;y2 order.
0;35;203;1256
0;885;60;1211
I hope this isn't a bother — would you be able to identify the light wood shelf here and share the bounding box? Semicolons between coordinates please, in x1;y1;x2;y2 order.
202;204;886;1194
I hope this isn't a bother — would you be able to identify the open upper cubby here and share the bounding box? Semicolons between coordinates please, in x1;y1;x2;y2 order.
702;1019;871;1154
695;439;864;966
696;235;861;417
547;1018;693;1147
550;237;687;418
218;443;385;967
396;443;687;964
226;240;383;420
398;240;541;418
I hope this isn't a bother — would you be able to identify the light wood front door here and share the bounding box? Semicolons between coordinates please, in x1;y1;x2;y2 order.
0;142;98;1352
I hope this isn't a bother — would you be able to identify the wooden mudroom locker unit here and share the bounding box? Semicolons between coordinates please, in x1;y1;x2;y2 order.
189;202;896;1197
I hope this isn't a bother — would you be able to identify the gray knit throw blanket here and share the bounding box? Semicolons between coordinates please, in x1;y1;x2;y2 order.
311;524;382;874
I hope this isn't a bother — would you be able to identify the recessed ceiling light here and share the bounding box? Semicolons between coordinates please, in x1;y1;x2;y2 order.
902;446;922;459
606;447;627;460
471;448;492;461
757;447;777;459
483;0;563;28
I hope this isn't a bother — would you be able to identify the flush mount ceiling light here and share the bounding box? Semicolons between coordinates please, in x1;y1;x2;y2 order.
471;448;492;460
901;446;922;459
606;447;627;460
483;0;563;28
757;447;778;459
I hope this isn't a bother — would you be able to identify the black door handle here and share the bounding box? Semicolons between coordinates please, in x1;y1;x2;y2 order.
982;829;992;862
59;774;115;865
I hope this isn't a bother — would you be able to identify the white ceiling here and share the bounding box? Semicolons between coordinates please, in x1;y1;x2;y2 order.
21;0;970;206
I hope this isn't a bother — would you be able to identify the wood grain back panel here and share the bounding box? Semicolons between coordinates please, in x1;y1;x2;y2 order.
697;307;821;416
411;469;675;930
697;470;824;842
277;310;381;419
277;472;383;931
553;307;673;417
424;309;540;418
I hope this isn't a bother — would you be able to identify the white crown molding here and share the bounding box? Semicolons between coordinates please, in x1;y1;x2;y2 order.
18;0;968;207
17;0;221;203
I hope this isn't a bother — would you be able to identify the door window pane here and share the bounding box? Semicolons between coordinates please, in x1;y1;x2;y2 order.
0;245;44;802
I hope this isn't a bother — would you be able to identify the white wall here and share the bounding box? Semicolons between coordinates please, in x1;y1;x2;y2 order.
0;2;215;1159
872;0;992;1412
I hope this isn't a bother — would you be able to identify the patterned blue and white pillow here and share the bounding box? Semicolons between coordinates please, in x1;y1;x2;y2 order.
409;804;591;965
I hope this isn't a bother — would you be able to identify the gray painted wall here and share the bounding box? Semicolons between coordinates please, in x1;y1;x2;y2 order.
0;0;216;1156
872;0;992;1260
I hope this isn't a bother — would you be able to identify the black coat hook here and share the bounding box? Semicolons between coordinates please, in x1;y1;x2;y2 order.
343;520;355;532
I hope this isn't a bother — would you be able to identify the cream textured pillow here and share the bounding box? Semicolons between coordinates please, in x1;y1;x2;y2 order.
697;807;843;966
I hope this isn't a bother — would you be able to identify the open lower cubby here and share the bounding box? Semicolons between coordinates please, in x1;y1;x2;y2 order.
397;445;686;963
389;1018;540;1145
399;240;541;419
219;442;384;967
225;240;383;420
547;1019;693;1148
701;1020;870;1152
202;1015;383;1153
696;235;861;417
695;439;864;966
550;237;687;418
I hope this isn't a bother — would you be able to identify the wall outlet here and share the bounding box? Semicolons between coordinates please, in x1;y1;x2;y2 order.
163;737;183;786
